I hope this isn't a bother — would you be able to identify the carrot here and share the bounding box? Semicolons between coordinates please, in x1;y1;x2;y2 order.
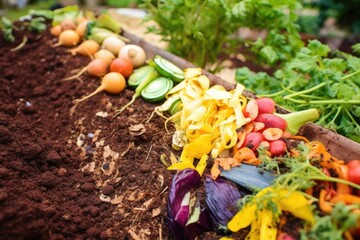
233;147;257;163
329;194;360;205
319;189;333;214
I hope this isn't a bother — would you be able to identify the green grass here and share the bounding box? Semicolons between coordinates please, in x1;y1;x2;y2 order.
2;0;56;22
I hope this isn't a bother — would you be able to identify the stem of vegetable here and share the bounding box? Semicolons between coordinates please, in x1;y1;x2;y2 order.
283;82;326;100
10;35;28;52
275;108;320;134
341;69;360;80
114;66;158;116
285;98;360;105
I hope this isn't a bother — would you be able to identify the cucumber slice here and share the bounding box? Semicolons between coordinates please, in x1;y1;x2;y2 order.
127;65;158;89
153;55;184;83
169;99;182;115
141;77;174;102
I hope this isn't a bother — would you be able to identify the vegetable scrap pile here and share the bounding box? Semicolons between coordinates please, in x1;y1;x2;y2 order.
154;68;360;239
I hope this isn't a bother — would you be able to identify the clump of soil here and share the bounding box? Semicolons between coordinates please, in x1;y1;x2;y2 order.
0;25;176;239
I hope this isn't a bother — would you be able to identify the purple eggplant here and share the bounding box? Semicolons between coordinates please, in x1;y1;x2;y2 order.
167;168;212;240
205;176;242;234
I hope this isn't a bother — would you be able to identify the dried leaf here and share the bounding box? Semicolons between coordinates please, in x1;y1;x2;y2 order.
96;111;108;118
92;129;102;142
103;145;119;160
121;142;135;157
101;161;115;176
76;133;85;147
129;124;146;136
99;193;112;202
96;139;105;148
157;175;164;187
81;162;96;173
142;198;153;209
128;229;141;240
111;194;123;205
152;207;161;217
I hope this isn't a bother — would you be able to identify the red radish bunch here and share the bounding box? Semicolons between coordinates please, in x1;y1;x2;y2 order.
235;97;288;157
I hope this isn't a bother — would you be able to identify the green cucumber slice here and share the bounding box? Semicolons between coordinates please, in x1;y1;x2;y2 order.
153;55;184;83
169;99;182;115
127;65;158;89
141;77;174;102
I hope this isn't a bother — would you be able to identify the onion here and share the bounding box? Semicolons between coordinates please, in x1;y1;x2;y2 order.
70;40;100;57
94;49;115;66
118;44;147;68
72;72;126;104
101;36;126;55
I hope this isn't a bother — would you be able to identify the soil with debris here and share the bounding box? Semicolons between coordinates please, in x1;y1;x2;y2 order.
0;25;179;239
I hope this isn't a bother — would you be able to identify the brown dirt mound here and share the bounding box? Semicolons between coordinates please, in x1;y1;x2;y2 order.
0;24;177;239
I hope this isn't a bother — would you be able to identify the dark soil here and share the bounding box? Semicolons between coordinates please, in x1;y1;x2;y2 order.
0;25;177;239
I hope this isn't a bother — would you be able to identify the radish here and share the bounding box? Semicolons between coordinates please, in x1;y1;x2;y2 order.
73;72;126;104
70;40;100;57
60;19;76;31
256;97;275;114
255;113;288;132
94;49;115;66
269;139;287;157
118;44;147;68
242;132;264;152
75;20;89;38
262;127;283;141
101;36;126;55
243;98;259;120
110;58;134;78
50;25;62;37
53;29;80;47
63;59;108;81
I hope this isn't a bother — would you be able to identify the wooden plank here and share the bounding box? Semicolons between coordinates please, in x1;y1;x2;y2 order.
123;31;360;161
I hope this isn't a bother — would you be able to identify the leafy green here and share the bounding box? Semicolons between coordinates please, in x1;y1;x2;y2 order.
142;0;303;71
95;13;121;34
27;17;47;33
52;5;80;26
236;39;360;142
0;17;15;42
300;203;360;240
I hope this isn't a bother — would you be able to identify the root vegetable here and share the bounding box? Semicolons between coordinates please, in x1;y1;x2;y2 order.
255;113;288;132
110;58;133;78
63;59;108;81
242;132;264;152
101;36;125;55
94;49;115;66
118;44;146;68
243;98;258;120
269;139;287;156
262;127;283;141
70;40;100;57
53;29;80;47
73;72;126;104
60;19;76;30
50;25;62;37
256;97;275;114
75;20;89;38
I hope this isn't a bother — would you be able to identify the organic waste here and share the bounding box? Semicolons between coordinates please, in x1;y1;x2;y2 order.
1;5;360;240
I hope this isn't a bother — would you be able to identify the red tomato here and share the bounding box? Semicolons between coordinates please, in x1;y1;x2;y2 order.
109;58;134;78
347;160;360;185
